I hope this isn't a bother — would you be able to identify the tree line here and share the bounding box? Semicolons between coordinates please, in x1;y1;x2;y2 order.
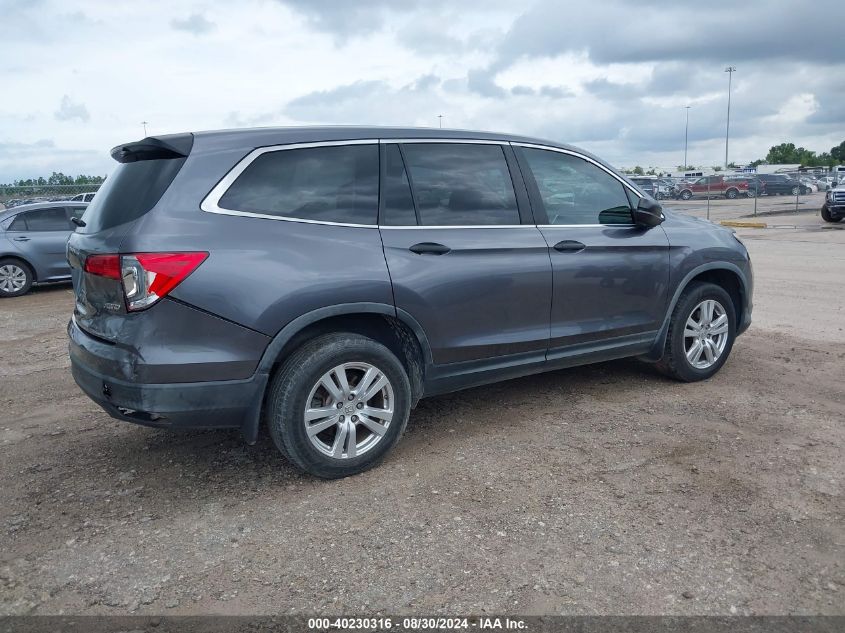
1;172;106;188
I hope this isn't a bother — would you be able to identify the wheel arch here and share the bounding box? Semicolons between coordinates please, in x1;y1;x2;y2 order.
241;303;432;443
644;263;749;362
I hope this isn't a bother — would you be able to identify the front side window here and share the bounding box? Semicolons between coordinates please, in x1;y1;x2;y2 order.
219;144;379;225
520;148;633;225
399;143;519;226
16;207;71;231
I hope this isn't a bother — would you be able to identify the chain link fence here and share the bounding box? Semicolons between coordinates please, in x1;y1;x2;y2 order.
0;183;103;209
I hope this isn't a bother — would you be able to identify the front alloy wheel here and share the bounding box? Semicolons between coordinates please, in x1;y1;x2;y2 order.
683;300;729;369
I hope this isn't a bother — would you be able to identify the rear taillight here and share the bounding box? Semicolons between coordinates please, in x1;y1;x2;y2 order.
84;252;207;311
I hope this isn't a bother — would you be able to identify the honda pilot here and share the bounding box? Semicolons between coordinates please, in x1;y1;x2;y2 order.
67;127;753;478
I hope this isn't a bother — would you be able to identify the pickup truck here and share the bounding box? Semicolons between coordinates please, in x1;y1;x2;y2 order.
821;184;845;223
676;175;750;200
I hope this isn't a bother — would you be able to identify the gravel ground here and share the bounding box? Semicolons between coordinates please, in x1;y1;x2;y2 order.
1;224;843;616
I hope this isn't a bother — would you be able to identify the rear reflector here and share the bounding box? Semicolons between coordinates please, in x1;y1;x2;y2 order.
83;254;121;280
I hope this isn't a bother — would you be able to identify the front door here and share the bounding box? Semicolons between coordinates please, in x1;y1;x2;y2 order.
379;141;552;365
514;145;670;358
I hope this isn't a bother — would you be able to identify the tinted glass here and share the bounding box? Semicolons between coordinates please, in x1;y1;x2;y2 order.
219;144;379;224
521;148;633;225
382;145;417;226
8;215;28;231
401;143;519;226
21;207;71;231
80;158;185;233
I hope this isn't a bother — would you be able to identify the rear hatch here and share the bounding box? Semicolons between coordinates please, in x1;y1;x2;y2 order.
67;134;192;341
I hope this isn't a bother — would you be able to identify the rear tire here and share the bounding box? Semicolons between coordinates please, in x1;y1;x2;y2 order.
791;186;800;196
680;190;693;200
656;282;737;382
725;188;738;200
0;258;34;298
266;333;412;478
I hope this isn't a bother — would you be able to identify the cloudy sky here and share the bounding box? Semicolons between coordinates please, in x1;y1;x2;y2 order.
2;0;844;182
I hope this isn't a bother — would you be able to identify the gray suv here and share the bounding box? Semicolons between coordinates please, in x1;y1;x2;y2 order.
0;201;88;297
67;127;753;478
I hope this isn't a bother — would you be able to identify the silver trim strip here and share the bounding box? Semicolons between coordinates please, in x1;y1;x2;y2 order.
200;137;646;230
536;224;638;229
200;139;381;227
510;141;644;198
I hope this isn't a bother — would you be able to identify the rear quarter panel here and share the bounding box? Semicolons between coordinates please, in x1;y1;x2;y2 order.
120;142;394;337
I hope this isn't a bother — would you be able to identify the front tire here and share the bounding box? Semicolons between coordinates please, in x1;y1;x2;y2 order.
0;259;34;298
821;204;842;223
791;186;800;196
725;188;738;199
656;282;737;382
266;333;412;478
680;190;693;200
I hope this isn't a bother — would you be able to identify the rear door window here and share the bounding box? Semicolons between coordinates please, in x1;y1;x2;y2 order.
14;207;72;231
218;144;379;225
399;143;519;226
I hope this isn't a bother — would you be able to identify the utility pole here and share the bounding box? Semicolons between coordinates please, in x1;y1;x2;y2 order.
684;106;691;169
437;115;443;129
724;67;735;169
141;121;148;136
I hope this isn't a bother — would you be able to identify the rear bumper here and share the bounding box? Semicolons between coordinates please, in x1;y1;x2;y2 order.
68;319;268;435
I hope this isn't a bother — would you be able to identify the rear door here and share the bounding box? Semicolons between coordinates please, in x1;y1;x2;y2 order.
514;144;670;356
379;141;552;365
6;207;73;279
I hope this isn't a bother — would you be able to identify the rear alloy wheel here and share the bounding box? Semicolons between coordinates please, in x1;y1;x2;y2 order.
680;190;693;200
725;188;738;200
656;282;736;382
745;189;756;198
266;333;411;478
791;186;800;196
0;259;33;298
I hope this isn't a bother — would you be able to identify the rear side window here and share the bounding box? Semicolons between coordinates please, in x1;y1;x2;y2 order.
13;207;71;231
219;144;379;225
400;143;519;226
520;148;633;225
80;158;185;233
382;145;417;226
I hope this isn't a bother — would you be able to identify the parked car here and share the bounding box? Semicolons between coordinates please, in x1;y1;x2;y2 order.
71;192;97;202
0;201;87;297
799;178;818;193
816;176;836;191
629;176;656;198
821;184;845;223
67;127;753;478
676;175;750;200
748;174;804;196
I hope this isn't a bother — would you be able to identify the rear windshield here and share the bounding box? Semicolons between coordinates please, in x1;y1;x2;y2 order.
80;158;185;233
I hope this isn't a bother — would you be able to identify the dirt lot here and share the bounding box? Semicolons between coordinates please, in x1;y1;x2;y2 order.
1;215;843;616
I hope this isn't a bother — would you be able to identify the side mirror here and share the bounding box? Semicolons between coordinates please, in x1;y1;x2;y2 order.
632;197;665;227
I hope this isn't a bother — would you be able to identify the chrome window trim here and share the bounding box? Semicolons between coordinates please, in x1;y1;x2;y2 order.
536;224;639;229
200;137;645;230
200;139;381;227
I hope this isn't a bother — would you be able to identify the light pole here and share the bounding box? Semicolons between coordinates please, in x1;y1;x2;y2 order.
437;114;443;129
141;121;148;136
724;66;735;169
684;106;690;169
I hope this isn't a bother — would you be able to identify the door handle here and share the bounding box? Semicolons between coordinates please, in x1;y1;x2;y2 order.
12;236;30;242
409;242;451;255
553;240;585;253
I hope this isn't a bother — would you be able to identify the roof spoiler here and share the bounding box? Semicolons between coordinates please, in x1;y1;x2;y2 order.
110;133;194;163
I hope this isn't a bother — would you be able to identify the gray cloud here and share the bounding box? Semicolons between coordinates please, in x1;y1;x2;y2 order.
171;13;215;35
54;95;90;123
497;0;845;66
